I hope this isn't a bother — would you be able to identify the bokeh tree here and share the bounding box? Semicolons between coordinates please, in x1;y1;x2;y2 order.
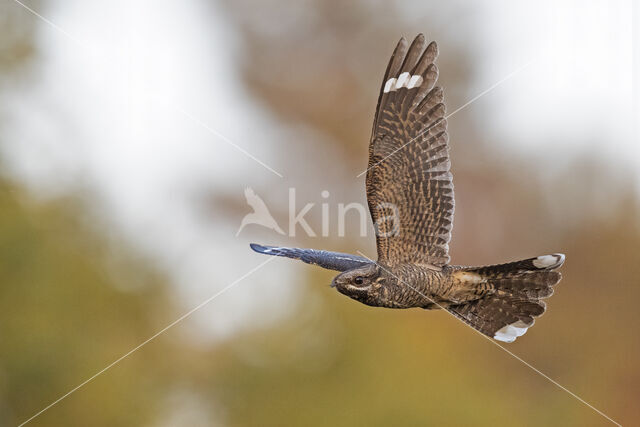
0;179;195;426
0;3;198;425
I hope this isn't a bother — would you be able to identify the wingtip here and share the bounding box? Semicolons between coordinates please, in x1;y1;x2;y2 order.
396;36;408;49
401;34;427;49
249;243;268;253
426;40;439;59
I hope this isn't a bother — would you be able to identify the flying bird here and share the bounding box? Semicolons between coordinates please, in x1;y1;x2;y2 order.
251;34;564;343
237;187;285;236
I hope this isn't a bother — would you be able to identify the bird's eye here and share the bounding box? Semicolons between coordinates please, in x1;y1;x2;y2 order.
354;276;364;285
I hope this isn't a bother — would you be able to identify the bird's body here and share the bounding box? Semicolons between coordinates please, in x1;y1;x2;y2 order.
250;34;565;343
332;255;562;312
334;262;447;309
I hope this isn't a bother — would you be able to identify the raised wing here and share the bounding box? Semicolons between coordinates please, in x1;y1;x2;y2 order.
250;243;372;272
366;34;454;267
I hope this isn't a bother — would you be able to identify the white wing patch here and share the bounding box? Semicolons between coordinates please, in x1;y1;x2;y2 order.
395;72;410;89
383;73;425;93
493;320;533;343
407;74;424;88
383;78;397;93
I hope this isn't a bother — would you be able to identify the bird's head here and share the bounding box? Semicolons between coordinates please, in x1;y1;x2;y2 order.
331;263;387;305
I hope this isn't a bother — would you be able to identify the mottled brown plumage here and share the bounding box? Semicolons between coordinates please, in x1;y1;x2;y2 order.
252;34;565;343
367;35;453;267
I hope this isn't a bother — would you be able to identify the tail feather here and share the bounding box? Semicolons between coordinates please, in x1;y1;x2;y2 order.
448;254;565;343
466;253;565;275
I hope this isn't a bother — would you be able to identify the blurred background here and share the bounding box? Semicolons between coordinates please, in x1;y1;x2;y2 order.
1;0;638;425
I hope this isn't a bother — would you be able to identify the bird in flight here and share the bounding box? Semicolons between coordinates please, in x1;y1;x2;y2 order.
251;34;564;343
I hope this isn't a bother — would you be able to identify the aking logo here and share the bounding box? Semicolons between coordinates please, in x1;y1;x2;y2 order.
236;187;285;236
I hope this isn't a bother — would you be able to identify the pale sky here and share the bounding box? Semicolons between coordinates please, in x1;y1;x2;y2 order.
475;0;637;173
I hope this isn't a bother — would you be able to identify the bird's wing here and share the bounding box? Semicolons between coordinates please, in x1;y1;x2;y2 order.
366;34;454;267
250;243;372;272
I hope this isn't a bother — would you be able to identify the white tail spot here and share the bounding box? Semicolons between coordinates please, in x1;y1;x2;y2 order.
533;254;565;269
494;320;532;343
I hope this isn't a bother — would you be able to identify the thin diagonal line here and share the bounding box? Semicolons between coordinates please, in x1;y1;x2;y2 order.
10;0;284;178
446;59;534;117
355;250;621;426
12;0;76;40
17;257;274;427
176;108;283;178
356;59;535;178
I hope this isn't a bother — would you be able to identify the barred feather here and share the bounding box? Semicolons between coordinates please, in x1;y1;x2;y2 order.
448;254;565;342
368;34;454;267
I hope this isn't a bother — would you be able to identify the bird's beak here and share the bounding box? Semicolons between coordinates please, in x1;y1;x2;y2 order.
330;278;337;288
